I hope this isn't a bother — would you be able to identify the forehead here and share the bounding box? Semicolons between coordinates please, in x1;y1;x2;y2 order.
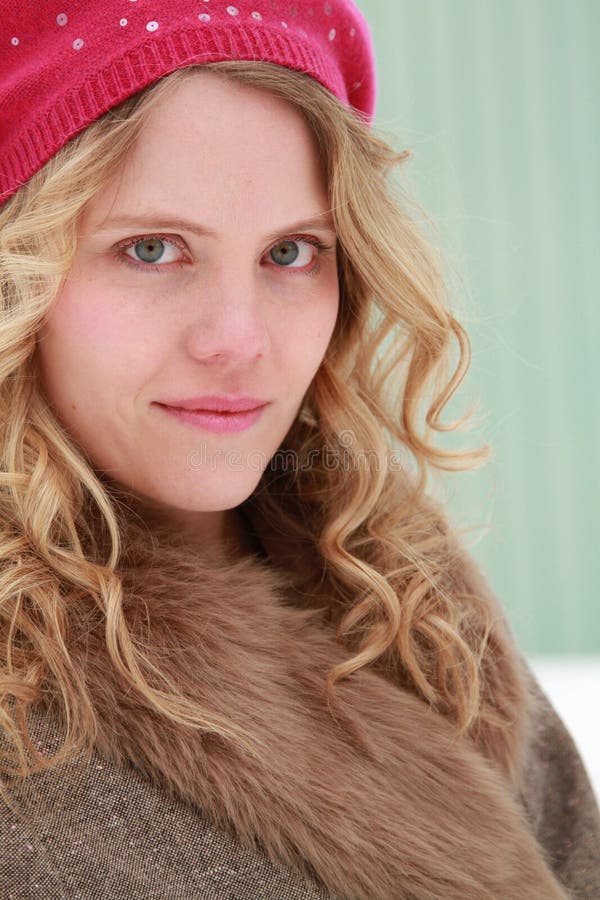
83;72;330;234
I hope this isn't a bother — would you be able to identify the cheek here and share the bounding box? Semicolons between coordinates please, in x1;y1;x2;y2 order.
283;288;339;385
36;279;140;407
310;276;340;356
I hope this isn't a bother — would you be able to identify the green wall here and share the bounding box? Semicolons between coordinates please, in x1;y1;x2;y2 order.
355;0;599;653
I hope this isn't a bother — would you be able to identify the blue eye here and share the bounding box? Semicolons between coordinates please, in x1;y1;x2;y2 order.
120;235;185;269
270;241;300;266
132;237;166;263
267;238;324;270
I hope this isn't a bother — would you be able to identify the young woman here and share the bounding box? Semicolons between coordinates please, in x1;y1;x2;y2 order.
1;3;598;898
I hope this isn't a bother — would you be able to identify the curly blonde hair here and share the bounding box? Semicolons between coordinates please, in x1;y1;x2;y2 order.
0;62;511;795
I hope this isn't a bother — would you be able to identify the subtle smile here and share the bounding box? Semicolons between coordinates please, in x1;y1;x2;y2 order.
155;403;267;434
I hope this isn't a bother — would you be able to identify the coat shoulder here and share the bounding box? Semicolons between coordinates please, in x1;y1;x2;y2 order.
517;662;600;899
0;706;331;899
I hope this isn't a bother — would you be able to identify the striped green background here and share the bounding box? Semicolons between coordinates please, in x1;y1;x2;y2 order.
355;0;599;653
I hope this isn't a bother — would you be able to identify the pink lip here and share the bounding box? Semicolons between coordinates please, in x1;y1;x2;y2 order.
156;403;266;434
158;394;268;413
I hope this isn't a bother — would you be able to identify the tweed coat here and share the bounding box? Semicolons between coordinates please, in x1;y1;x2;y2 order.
1;501;599;899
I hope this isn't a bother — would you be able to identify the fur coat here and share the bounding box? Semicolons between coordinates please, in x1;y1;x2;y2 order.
1;500;599;899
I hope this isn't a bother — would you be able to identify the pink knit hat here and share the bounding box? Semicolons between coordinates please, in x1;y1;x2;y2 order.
0;1;376;206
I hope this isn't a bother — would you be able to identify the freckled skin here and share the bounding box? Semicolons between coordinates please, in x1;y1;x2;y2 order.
36;72;339;546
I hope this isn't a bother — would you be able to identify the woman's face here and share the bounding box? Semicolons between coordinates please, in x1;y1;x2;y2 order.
36;72;339;541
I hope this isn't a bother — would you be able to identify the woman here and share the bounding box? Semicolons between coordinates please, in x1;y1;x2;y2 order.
0;3;598;898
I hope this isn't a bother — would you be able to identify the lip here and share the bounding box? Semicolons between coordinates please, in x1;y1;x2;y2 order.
157;394;269;413
155;402;267;434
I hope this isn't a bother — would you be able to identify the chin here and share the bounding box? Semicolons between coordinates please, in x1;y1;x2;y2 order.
151;480;260;514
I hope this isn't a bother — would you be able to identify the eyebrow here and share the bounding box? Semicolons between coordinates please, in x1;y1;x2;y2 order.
92;211;337;243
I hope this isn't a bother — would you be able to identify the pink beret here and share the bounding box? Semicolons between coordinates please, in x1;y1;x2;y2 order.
0;0;376;205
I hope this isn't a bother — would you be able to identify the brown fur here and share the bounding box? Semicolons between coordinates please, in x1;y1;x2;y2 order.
62;507;568;899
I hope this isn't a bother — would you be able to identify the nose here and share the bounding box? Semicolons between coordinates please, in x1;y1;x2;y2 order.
184;269;271;364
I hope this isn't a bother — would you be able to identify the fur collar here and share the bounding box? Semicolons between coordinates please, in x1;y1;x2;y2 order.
62;502;568;899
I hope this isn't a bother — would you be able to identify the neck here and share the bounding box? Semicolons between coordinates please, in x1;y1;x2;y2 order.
91;473;266;562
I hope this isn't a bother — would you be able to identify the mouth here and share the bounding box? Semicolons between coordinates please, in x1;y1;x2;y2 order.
155;402;267;434
155;394;269;414
166;404;265;415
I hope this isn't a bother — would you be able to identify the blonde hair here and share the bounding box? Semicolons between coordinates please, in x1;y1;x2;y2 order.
0;62;507;793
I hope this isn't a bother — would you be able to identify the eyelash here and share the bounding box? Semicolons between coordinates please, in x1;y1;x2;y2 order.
113;234;334;276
